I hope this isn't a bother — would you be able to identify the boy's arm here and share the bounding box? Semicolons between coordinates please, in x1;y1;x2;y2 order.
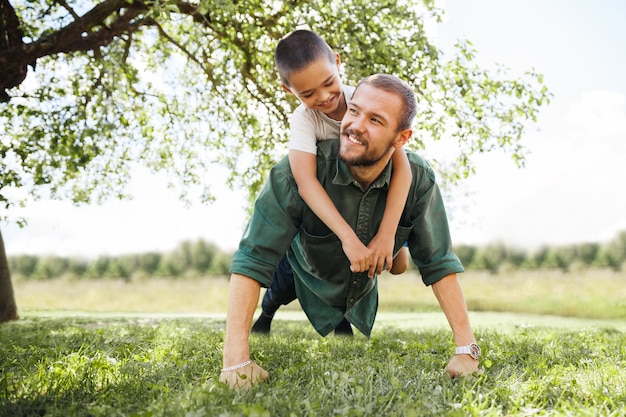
367;147;412;277
289;150;372;273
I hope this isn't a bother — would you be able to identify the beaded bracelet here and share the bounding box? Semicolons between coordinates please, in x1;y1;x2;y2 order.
221;360;252;373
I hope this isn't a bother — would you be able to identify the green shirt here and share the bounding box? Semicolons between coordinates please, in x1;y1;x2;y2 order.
231;139;463;337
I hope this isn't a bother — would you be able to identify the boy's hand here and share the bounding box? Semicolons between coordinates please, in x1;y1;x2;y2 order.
342;236;372;273
367;233;394;278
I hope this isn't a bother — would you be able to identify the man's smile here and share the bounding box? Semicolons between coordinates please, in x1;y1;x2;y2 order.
344;131;364;146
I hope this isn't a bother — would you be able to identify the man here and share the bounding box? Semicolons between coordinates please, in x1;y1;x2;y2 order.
220;74;480;389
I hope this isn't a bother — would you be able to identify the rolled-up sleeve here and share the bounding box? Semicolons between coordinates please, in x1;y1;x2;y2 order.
230;158;304;287
407;162;464;286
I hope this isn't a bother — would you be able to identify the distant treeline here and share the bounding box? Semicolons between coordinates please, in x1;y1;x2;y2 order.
8;231;626;280
454;230;626;274
8;239;233;281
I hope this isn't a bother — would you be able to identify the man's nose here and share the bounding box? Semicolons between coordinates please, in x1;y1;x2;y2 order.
350;114;366;132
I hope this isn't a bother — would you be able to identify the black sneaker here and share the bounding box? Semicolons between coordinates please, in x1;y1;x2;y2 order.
251;312;274;334
334;318;353;336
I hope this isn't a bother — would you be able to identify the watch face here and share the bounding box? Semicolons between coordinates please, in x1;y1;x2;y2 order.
469;343;481;360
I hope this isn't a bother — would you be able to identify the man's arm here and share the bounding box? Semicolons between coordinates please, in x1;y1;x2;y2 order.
431;273;481;378
220;273;269;389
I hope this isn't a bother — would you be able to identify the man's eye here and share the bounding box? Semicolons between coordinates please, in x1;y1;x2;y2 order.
371;118;382;124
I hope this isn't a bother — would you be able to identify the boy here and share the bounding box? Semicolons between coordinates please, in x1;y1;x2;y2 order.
252;30;411;334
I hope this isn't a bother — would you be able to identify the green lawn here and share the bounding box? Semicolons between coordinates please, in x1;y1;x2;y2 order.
3;271;625;416
1;312;624;417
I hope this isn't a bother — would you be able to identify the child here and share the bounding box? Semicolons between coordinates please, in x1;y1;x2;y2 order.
251;29;411;334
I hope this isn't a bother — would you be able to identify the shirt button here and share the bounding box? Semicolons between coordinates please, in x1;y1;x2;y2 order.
352;280;358;285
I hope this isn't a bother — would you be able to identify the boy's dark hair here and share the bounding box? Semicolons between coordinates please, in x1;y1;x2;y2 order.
275;29;336;87
355;74;418;131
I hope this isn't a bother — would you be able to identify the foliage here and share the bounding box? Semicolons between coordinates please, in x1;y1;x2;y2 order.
8;230;626;281
454;230;626;274
8;238;233;280
1;0;551;214
0;316;624;416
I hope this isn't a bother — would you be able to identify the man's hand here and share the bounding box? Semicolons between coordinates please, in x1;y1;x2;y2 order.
445;355;482;379
219;361;269;389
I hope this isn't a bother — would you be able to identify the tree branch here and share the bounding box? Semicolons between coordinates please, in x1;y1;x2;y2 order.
0;0;213;100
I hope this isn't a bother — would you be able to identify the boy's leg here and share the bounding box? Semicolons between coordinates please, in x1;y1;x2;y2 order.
251;255;297;334
390;245;410;275
251;254;353;336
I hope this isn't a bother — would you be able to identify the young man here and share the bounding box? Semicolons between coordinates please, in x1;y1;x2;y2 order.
220;74;480;389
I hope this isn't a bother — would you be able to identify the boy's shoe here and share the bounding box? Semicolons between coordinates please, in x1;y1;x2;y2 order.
334;318;353;336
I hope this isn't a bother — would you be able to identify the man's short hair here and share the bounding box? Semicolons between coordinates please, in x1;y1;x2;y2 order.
275;29;336;87
355;74;418;131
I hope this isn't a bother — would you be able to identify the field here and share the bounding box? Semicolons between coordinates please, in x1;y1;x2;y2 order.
2;270;626;416
11;269;626;319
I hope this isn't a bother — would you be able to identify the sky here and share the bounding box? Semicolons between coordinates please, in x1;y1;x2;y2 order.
3;0;626;258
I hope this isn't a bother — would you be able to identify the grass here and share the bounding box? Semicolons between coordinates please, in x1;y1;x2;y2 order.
2;269;626;416
0;315;624;416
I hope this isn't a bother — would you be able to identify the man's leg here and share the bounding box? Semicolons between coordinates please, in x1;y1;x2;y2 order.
251;255;297;334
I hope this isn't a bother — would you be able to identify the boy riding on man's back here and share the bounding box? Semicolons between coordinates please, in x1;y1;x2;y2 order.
251;29;412;334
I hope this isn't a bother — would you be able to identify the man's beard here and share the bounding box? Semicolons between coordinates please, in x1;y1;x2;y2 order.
339;131;393;167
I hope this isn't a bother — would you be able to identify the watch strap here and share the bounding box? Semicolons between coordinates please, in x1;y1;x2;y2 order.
454;343;481;360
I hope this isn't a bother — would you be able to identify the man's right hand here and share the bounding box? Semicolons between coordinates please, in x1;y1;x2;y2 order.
219;361;269;389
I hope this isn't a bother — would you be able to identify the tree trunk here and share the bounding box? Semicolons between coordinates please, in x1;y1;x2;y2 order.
0;226;19;323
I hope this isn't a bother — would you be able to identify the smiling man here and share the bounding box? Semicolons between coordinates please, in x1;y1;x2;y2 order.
220;74;480;389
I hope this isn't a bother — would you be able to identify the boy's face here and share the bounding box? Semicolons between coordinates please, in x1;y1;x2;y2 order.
283;54;344;118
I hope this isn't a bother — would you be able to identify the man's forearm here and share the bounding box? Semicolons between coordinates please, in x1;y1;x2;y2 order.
431;273;476;346
223;273;261;367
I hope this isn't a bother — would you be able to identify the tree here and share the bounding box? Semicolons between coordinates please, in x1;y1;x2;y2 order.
454;244;477;268
594;231;626;271
541;245;576;272
469;243;508;274
575;242;600;267
0;230;18;321
0;0;551;322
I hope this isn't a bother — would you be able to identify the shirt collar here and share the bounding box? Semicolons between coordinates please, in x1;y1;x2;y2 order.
332;157;393;191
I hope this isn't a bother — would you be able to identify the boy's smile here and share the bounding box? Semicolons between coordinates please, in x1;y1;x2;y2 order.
282;55;346;121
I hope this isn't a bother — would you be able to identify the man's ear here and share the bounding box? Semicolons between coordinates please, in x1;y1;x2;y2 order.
393;129;413;149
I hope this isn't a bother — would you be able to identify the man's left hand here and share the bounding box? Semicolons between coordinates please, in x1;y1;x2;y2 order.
445;355;482;378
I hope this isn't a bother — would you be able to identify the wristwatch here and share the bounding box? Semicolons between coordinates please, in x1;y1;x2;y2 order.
454;343;481;360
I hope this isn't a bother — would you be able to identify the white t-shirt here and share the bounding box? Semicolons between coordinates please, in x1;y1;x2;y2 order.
288;85;355;155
